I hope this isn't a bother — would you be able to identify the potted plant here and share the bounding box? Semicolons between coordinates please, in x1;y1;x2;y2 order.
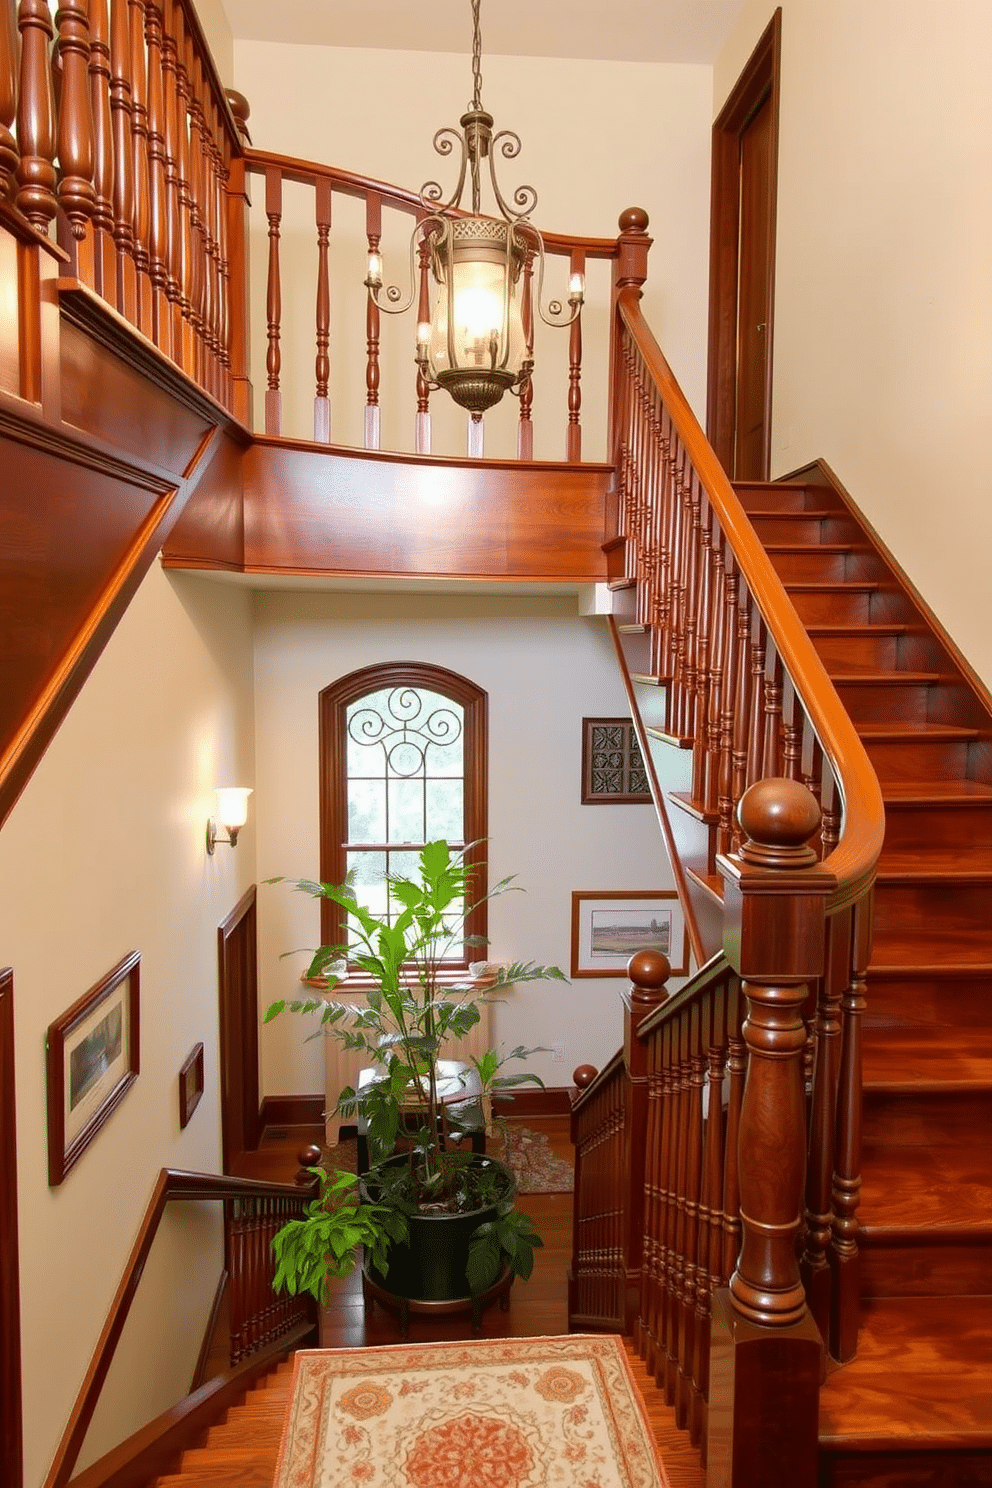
265;840;566;1308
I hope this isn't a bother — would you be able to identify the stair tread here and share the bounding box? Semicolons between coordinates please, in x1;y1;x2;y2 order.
857;720;978;739
819;1296;992;1451
870;962;992;979
765;542;867;554
806;623;910;635
876;847;992;877
860;1144;992;1234
829;670;943;684
882;778;992;803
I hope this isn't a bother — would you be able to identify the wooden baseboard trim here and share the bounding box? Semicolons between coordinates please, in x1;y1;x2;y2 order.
493;1086;573;1118
258;1094;325;1130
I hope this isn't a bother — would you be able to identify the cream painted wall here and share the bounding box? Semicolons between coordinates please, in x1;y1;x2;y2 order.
716;0;992;687
252;591;677;1101
0;565;256;1488
232;41;712;457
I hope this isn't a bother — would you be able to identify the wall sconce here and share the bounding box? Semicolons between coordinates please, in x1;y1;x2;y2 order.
206;787;252;855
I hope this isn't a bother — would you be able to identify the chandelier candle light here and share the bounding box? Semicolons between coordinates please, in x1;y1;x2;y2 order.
364;0;584;456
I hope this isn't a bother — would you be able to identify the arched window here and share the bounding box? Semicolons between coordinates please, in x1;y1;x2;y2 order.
319;662;488;968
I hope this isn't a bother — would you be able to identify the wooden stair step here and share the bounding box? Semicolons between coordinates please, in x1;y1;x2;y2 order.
862;1025;992;1093
818;1295;992;1460
876;847;992;876
733;480;815;513
860;1143;992;1236
881;779;992;803
857;721;979;742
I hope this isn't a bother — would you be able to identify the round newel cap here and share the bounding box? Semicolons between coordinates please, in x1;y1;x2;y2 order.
628;948;671;997
295;1144;323;1183
736;778;821;869
225;88;251;139
573;1064;598;1091
618;206;650;234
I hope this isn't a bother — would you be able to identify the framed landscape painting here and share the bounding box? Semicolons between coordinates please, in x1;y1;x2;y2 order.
570;891;688;979
46;950;140;1185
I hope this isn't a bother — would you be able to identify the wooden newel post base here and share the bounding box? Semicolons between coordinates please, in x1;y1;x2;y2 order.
709;779;835;1486
621;948;670;1332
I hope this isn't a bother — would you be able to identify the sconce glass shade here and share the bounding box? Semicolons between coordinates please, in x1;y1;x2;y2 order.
215;787;252;831
206;787;253;854
424;217;528;414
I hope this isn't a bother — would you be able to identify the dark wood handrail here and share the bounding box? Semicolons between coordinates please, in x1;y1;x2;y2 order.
570;1045;625;1116
44;1166;315;1488
242;147;621;259
615;287;886;907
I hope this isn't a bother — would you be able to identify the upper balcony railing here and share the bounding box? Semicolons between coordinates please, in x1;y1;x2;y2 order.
0;0;629;462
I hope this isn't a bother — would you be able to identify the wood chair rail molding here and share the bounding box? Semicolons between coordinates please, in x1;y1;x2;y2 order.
43;1167;318;1488
615;287;886;907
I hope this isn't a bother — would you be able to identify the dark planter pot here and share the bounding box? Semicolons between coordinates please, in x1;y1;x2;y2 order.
360;1153;515;1303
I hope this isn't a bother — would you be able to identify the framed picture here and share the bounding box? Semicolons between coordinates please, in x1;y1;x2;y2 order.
47;951;140;1186
570;891;688;979
581;718;651;804
178;1042;205;1129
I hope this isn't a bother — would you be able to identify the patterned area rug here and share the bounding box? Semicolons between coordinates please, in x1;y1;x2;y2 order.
273;1336;671;1488
327;1125;574;1194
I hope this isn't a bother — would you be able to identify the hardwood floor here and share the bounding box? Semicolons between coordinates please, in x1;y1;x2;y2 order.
232;1116;706;1488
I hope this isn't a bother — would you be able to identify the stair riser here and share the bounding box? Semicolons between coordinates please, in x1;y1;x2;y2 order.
871;883;992;961
635;681;674;734
866;975;992;1027
790;590;875;625
818;1447;992;1486
749;515;862;545
617;627;653;676
882;804;992;854
862;738;971;782
863;1090;992;1146
859;1237;992;1300
834;681;935;724
811;634;901;672
734;482;818;514
769;551;877;584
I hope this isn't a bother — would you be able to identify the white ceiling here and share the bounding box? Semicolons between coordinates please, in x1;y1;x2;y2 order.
218;0;746;66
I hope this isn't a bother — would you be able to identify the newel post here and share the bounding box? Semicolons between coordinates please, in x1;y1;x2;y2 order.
708;779;834;1488
622;947;669;1333
223;86;252;424
608;206;651;458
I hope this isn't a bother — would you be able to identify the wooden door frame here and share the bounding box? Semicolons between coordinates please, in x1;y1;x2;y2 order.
707;8;782;479
1;968;23;1488
218;885;260;1172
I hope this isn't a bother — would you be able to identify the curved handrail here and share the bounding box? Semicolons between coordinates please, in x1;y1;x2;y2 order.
242;148;622;259
44;1167;316;1488
616;287;886;909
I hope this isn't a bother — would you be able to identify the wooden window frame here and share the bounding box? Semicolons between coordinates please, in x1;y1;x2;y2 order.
319;661;489;975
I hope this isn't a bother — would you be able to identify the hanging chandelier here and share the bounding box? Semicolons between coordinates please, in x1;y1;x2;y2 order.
365;0;584;428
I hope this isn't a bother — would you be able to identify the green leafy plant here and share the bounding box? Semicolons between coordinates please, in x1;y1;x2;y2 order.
266;840;566;1295
270;1166;408;1306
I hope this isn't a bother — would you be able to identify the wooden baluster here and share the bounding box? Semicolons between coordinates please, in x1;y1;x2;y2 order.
224;88;250;422
677;1044;705;1430
228;1199;247;1363
745;607;766;788
708;779;832;1483
364;191;381;450
690;493;712;806
652;1026;674;1385
665;1030;689;1403
14;0;57;228
565;245;584;461
211;97;232;406
313;176;331;442
160;0;183;356
694;1038;726;1450
127;0;151;331
87;0;116;300
721;1031;745;1284
108;0;135;320
704;515;726;822
831;896;871;1362
716;546;738;856
820;768;840;857
0;0;18;198
655;407;678;682
781;674;802;781
414;223;432;455
263;164;281;435
639;1027;658;1362
184;30;209;387
730;586;753;851
198;71;223;395
516;246;533;459
762;639;784;777
53;0;95;276
142;0;168;349
673;449;694;737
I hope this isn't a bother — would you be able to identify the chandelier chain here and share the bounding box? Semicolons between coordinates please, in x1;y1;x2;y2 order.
470;0;483;110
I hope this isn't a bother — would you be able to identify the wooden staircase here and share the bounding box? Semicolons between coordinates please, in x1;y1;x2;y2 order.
150;1360;293;1488
629;469;992;1483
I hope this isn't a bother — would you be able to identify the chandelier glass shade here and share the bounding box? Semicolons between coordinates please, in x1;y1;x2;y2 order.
364;2;583;420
